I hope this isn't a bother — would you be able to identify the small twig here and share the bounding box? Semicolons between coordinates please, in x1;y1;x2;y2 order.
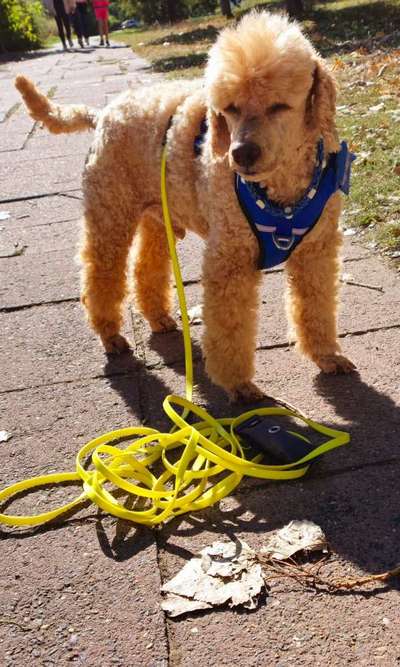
377;63;389;77
0;618;30;632
330;565;400;590
340;278;384;293
259;555;400;593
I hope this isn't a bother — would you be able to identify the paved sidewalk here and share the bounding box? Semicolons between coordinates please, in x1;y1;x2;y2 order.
1;43;400;667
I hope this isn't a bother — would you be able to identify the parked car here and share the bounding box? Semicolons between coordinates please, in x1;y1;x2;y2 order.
121;18;140;29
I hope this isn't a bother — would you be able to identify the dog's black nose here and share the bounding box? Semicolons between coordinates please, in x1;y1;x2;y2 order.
231;141;261;168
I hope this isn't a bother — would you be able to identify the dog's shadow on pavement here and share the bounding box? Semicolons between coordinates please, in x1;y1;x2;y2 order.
132;355;400;582
104;332;400;578
12;333;395;580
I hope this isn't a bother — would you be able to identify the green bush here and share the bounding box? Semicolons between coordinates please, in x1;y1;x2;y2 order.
0;0;44;52
185;0;218;17
114;0;218;25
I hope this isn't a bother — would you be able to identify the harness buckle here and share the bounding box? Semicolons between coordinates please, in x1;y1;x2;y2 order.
272;233;295;251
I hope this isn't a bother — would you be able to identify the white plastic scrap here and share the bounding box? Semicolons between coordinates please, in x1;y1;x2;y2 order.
161;540;265;617
261;520;328;561
186;304;203;325
0;430;12;443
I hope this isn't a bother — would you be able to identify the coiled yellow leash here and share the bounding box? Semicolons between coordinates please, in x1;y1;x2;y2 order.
0;145;349;528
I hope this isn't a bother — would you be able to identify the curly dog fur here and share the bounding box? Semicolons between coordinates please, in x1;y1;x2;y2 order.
15;11;355;401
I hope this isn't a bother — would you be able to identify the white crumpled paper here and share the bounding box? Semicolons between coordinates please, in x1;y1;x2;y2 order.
161;540;265;617
261;520;328;561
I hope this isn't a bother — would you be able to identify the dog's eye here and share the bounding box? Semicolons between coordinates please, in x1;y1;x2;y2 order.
224;104;240;115
267;103;291;114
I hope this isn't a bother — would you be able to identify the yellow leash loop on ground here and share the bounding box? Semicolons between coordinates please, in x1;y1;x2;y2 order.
0;145;350;529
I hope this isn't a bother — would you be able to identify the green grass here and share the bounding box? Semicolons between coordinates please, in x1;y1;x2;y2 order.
112;0;400;255
336;50;400;255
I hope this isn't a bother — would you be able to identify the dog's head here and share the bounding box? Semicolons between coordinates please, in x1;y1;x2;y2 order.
205;12;339;180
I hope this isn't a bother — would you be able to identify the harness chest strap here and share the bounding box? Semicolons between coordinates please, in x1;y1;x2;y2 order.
192;119;355;270
236;141;356;269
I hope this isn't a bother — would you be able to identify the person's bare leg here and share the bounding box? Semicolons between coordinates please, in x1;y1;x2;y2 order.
98;19;104;45
105;18;110;46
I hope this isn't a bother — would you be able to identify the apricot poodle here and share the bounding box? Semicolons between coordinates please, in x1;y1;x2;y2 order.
15;11;355;401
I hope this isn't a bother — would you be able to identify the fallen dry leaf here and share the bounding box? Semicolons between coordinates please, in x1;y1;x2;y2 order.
261;520;328;561
161;540;265;617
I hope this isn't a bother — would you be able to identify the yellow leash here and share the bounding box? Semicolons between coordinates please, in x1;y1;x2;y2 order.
0;145;350;529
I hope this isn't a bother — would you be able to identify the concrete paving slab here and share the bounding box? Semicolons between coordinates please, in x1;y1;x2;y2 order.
4;110;36;135
157;462;400;667
0;153;84;201
0;302;136;391
60;71;107;85
0;90;22;116
138;328;400;472
0;132;27;152
1;141;88;166
0;524;168;667
1;216;78;255
0;248;79;308
0;194;82;228
173;236;372;290
0;375;166;664
54;91;109;107
0;376;143;483
13;129;92;160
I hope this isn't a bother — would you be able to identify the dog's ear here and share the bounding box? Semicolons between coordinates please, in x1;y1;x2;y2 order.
207;109;230;157
306;61;340;153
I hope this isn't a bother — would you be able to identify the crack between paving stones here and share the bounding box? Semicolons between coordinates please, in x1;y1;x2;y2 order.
0;189;80;205
3;102;21;122
0;297;79;313
257;322;400;351
19;85;56;151
58;192;83;201
0;370;138;396
172;256;374;288
128;306;172;665
16;215;79;229
21;118;40;151
154;532;172;667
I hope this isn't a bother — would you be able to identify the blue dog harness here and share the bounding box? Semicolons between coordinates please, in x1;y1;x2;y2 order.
194;121;355;269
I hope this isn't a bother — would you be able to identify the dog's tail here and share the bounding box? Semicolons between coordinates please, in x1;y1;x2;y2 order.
15;75;97;134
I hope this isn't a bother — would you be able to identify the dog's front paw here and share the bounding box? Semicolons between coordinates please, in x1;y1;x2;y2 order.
230;381;265;404
317;354;356;374
103;333;131;354
150;314;178;333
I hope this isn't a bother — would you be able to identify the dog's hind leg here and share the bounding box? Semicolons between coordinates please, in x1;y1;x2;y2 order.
133;209;177;333
80;208;136;354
